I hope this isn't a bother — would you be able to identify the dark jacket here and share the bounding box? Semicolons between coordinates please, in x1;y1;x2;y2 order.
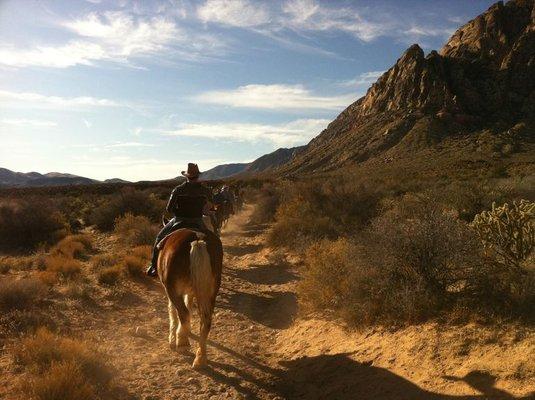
166;181;213;218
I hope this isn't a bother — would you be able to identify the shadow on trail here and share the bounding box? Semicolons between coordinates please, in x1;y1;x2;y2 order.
275;353;529;400
224;243;264;257
219;288;297;329
230;263;298;285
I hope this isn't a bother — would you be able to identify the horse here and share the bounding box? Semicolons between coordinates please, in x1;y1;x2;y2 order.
157;228;223;368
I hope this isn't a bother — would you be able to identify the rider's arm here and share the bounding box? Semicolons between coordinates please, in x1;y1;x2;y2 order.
166;188;178;214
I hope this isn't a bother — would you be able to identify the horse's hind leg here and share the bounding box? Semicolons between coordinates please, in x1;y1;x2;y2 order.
176;294;192;349
193;296;215;369
168;299;178;350
167;288;191;351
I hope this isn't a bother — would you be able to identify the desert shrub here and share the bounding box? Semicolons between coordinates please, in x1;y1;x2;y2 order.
114;213;158;246
268;178;383;248
0;198;68;251
27;361;95;400
0;278;47;311
369;196;481;297
299;196;485;325
87;188;163;231
15;328;113;400
0;309;56;338
437;181;514;222
50;235;92;259
91;253;118;270
469;200;535;317
0;255;43;272
44;256;82;280
97;264;123;285
122;255;146;279
249;183;281;224
472;200;534;270
269;198;334;247
131;245;151;260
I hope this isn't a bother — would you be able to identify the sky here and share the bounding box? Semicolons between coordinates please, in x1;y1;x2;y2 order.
0;0;496;181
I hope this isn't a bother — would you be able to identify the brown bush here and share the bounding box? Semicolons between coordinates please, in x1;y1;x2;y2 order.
0;198;68;251
50;235;92;259
91;253;118;270
122;255;146;279
87;188;163;231
248;183;281;224
97;264;122;285
131;245;151;260
0;278;47;311
114;213;158;246
27;361;95;400
15;328;113;399
299;197;472;324
268;178;383;248
44;255;82;280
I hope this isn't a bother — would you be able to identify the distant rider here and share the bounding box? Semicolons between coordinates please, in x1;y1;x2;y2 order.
146;163;214;277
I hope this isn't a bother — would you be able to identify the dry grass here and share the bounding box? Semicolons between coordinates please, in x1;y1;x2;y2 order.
88;188;163;231
91;253;118;269
14;328;113;400
0;198;68;251
0;277;47;312
27;361;96;400
131;245;151;260
122;255;146;279
114;213;158;246
44;255;82;280
97;264;123;285
50;235;92;259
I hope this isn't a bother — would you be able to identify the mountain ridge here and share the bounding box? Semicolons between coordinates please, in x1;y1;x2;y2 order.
277;0;535;176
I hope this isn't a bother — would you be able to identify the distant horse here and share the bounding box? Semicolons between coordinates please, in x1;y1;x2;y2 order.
157;229;223;368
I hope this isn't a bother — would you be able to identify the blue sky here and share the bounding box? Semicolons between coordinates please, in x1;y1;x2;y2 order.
0;0;495;181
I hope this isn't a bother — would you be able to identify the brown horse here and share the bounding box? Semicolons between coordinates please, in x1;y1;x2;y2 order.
157;228;223;368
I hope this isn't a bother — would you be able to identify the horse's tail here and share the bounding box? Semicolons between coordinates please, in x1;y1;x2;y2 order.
189;233;214;315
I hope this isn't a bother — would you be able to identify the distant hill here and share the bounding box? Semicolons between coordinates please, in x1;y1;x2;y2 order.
104;178;131;184
201;163;250;180
275;0;535;178
201;146;305;180
0;168;97;188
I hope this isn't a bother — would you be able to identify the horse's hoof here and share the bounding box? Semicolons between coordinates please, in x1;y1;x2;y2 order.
192;357;207;369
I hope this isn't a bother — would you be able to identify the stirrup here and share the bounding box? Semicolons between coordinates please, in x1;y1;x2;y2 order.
146;265;157;277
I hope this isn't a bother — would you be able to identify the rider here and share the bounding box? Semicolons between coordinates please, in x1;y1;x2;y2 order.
146;163;214;277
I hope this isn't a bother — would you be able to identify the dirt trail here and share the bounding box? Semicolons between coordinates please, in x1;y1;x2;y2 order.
85;205;534;400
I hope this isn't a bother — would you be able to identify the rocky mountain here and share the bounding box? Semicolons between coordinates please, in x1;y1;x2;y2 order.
0;168;97;188
201;163;250;181
278;0;535;176
201;146;305;180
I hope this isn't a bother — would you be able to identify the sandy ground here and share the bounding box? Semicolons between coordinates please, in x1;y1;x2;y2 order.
2;204;534;399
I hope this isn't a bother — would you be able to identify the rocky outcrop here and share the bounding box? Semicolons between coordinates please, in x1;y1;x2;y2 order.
279;0;535;175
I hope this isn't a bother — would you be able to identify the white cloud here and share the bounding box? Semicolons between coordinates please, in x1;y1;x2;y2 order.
1;118;58;128
105;142;156;148
339;70;385;87
197;0;270;27
163;118;329;146
1;10;227;69
83;119;92;128
196;84;354;110
0;89;121;108
281;0;386;42
196;0;457;46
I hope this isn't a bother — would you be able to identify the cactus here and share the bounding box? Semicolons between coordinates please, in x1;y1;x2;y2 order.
472;200;534;271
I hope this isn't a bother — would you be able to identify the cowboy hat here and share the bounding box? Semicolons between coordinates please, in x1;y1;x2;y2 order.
181;163;201;178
